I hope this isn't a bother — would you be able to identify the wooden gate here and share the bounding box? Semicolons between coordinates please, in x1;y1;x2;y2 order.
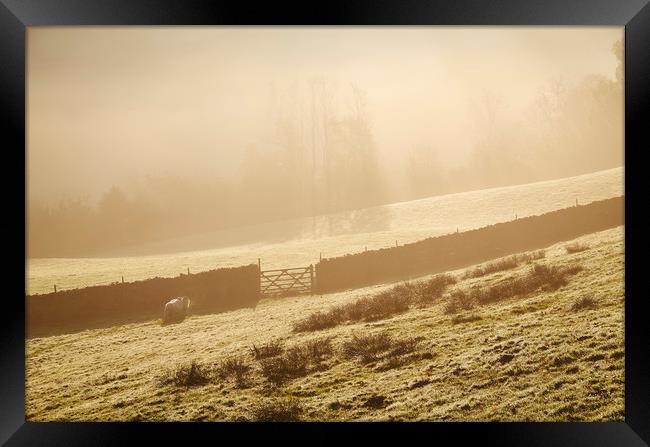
260;265;314;297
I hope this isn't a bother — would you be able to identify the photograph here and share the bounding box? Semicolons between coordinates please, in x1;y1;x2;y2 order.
25;26;625;422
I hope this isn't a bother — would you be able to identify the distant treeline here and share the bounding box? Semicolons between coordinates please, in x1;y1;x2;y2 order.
314;196;624;294
403;40;623;201
27;83;386;258
27;264;260;338
28;47;623;258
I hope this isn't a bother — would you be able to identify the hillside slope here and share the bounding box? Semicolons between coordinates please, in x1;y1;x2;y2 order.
27;167;623;295
26;226;624;421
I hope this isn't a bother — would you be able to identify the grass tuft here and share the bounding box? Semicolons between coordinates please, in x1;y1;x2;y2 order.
565;242;590;254
464;251;546;279
255;337;336;386
445;289;477;314
293;311;340;332
342;332;394;363
258;346;309;386
302;337;334;363
159;360;211;387
416;274;458;305
571;296;597;311
446;262;583;312
216;356;252;388
293;274;456;332
250;340;285;360
342;332;421;364
251;398;304;421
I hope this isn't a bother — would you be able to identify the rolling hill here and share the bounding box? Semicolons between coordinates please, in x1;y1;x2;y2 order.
26;226;624;421
27;167;623;295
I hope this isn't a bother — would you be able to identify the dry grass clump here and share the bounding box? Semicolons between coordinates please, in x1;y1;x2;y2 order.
342;332;421;364
565;242;590;254
303;337;334;363
257;337;335;386
475;263;581;305
292;311;340;333
464;257;518;279
251;398;304;421
464;251;546;279
362;395;391;409
293;274;456;332
258;346;310;386
444;289;477;314
530;249;547;260
415;274;458;305
571;296;597;311
158;360;212;387
250;340;285;360
342;332;394;363
349;290;411;321
216;356;252;388
446;262;583;313
529;264;582;291
386;337;422;358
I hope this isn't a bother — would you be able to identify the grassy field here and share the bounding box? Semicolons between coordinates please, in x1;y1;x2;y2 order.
26;167;622;295
26;226;624;421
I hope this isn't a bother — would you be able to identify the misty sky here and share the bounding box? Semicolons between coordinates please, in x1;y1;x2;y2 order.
28;26;622;204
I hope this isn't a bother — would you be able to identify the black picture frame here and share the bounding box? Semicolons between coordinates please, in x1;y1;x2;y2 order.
3;0;649;445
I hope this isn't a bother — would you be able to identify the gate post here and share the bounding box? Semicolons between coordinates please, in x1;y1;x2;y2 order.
310;265;314;295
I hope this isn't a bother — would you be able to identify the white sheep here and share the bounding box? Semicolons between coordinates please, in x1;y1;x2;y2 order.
162;296;191;324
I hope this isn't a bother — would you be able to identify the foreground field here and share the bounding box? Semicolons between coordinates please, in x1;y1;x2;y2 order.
26;226;624;421
27;167;622;294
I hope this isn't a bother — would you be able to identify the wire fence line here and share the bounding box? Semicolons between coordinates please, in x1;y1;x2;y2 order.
48;267;197;294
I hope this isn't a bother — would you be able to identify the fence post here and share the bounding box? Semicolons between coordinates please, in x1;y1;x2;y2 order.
310;265;314;296
121;276;124;283
53;284;57;293
258;258;261;272
187;267;190;275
